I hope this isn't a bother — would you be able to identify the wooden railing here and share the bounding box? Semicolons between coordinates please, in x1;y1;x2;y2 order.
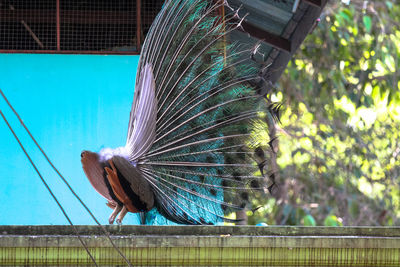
0;225;399;266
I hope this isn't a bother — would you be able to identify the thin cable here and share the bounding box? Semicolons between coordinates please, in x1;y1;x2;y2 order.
0;109;98;267
0;89;132;267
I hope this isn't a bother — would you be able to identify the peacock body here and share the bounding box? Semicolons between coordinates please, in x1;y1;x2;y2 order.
81;0;277;225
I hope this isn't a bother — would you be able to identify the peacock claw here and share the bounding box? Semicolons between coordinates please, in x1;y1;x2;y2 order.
116;206;128;225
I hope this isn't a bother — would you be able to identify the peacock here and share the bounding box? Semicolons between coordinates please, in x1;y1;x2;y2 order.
81;0;279;225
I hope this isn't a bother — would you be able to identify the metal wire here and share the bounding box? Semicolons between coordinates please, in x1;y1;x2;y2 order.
0;108;99;267
0;89;133;267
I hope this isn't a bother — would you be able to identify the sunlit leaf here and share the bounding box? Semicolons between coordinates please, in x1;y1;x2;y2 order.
363;15;372;33
250;0;400;227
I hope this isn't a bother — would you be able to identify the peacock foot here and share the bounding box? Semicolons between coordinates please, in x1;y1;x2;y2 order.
108;204;122;224
116;206;128;225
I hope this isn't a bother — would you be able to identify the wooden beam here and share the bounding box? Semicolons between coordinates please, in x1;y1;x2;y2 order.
9;5;44;49
240;20;291;53
0;226;399;266
303;0;322;8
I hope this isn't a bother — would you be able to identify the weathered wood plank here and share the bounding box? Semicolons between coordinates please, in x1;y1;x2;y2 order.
0;226;399;266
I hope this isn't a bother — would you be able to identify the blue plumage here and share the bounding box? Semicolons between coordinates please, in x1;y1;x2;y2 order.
81;0;277;225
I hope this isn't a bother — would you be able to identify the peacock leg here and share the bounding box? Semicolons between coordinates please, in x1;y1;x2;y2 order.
104;160;132;224
116;206;128;225
108;204;122;224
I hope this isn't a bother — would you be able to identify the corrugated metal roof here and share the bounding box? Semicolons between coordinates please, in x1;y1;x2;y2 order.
230;0;295;35
227;0;327;83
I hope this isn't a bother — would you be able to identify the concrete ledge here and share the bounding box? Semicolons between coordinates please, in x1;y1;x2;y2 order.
0;226;399;266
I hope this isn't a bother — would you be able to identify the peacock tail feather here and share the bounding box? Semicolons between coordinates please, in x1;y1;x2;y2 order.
126;0;277;225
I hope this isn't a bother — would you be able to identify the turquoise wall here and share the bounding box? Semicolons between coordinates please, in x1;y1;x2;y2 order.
0;54;141;225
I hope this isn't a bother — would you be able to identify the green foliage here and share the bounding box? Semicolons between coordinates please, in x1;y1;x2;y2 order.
250;0;400;226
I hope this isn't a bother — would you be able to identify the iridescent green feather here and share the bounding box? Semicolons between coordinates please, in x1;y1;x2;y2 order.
134;0;274;225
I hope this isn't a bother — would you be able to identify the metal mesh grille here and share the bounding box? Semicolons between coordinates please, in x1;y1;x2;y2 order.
0;0;57;50
142;0;163;38
0;0;164;54
59;1;137;52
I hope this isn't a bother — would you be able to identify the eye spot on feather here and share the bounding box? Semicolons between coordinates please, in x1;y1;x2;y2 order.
258;162;266;174
222;108;230;117
225;155;234;164
236;149;246;161
215;118;224;124
233;172;242;181
206;156;214;163
269;173;276;183
268;183;277;194
204;102;213;109
221;204;228;211
210;188;217;196
199;175;205;183
209;87;218;95
250;180;260;189
239;125;248;134
189;120;198;129
255;147;265;159
187;89;196;98
240;192;249;201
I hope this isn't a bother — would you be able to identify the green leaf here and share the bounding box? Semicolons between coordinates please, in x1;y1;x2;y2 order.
363;15;372;33
354;168;362;178
339;10;352;22
349;199;360;217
